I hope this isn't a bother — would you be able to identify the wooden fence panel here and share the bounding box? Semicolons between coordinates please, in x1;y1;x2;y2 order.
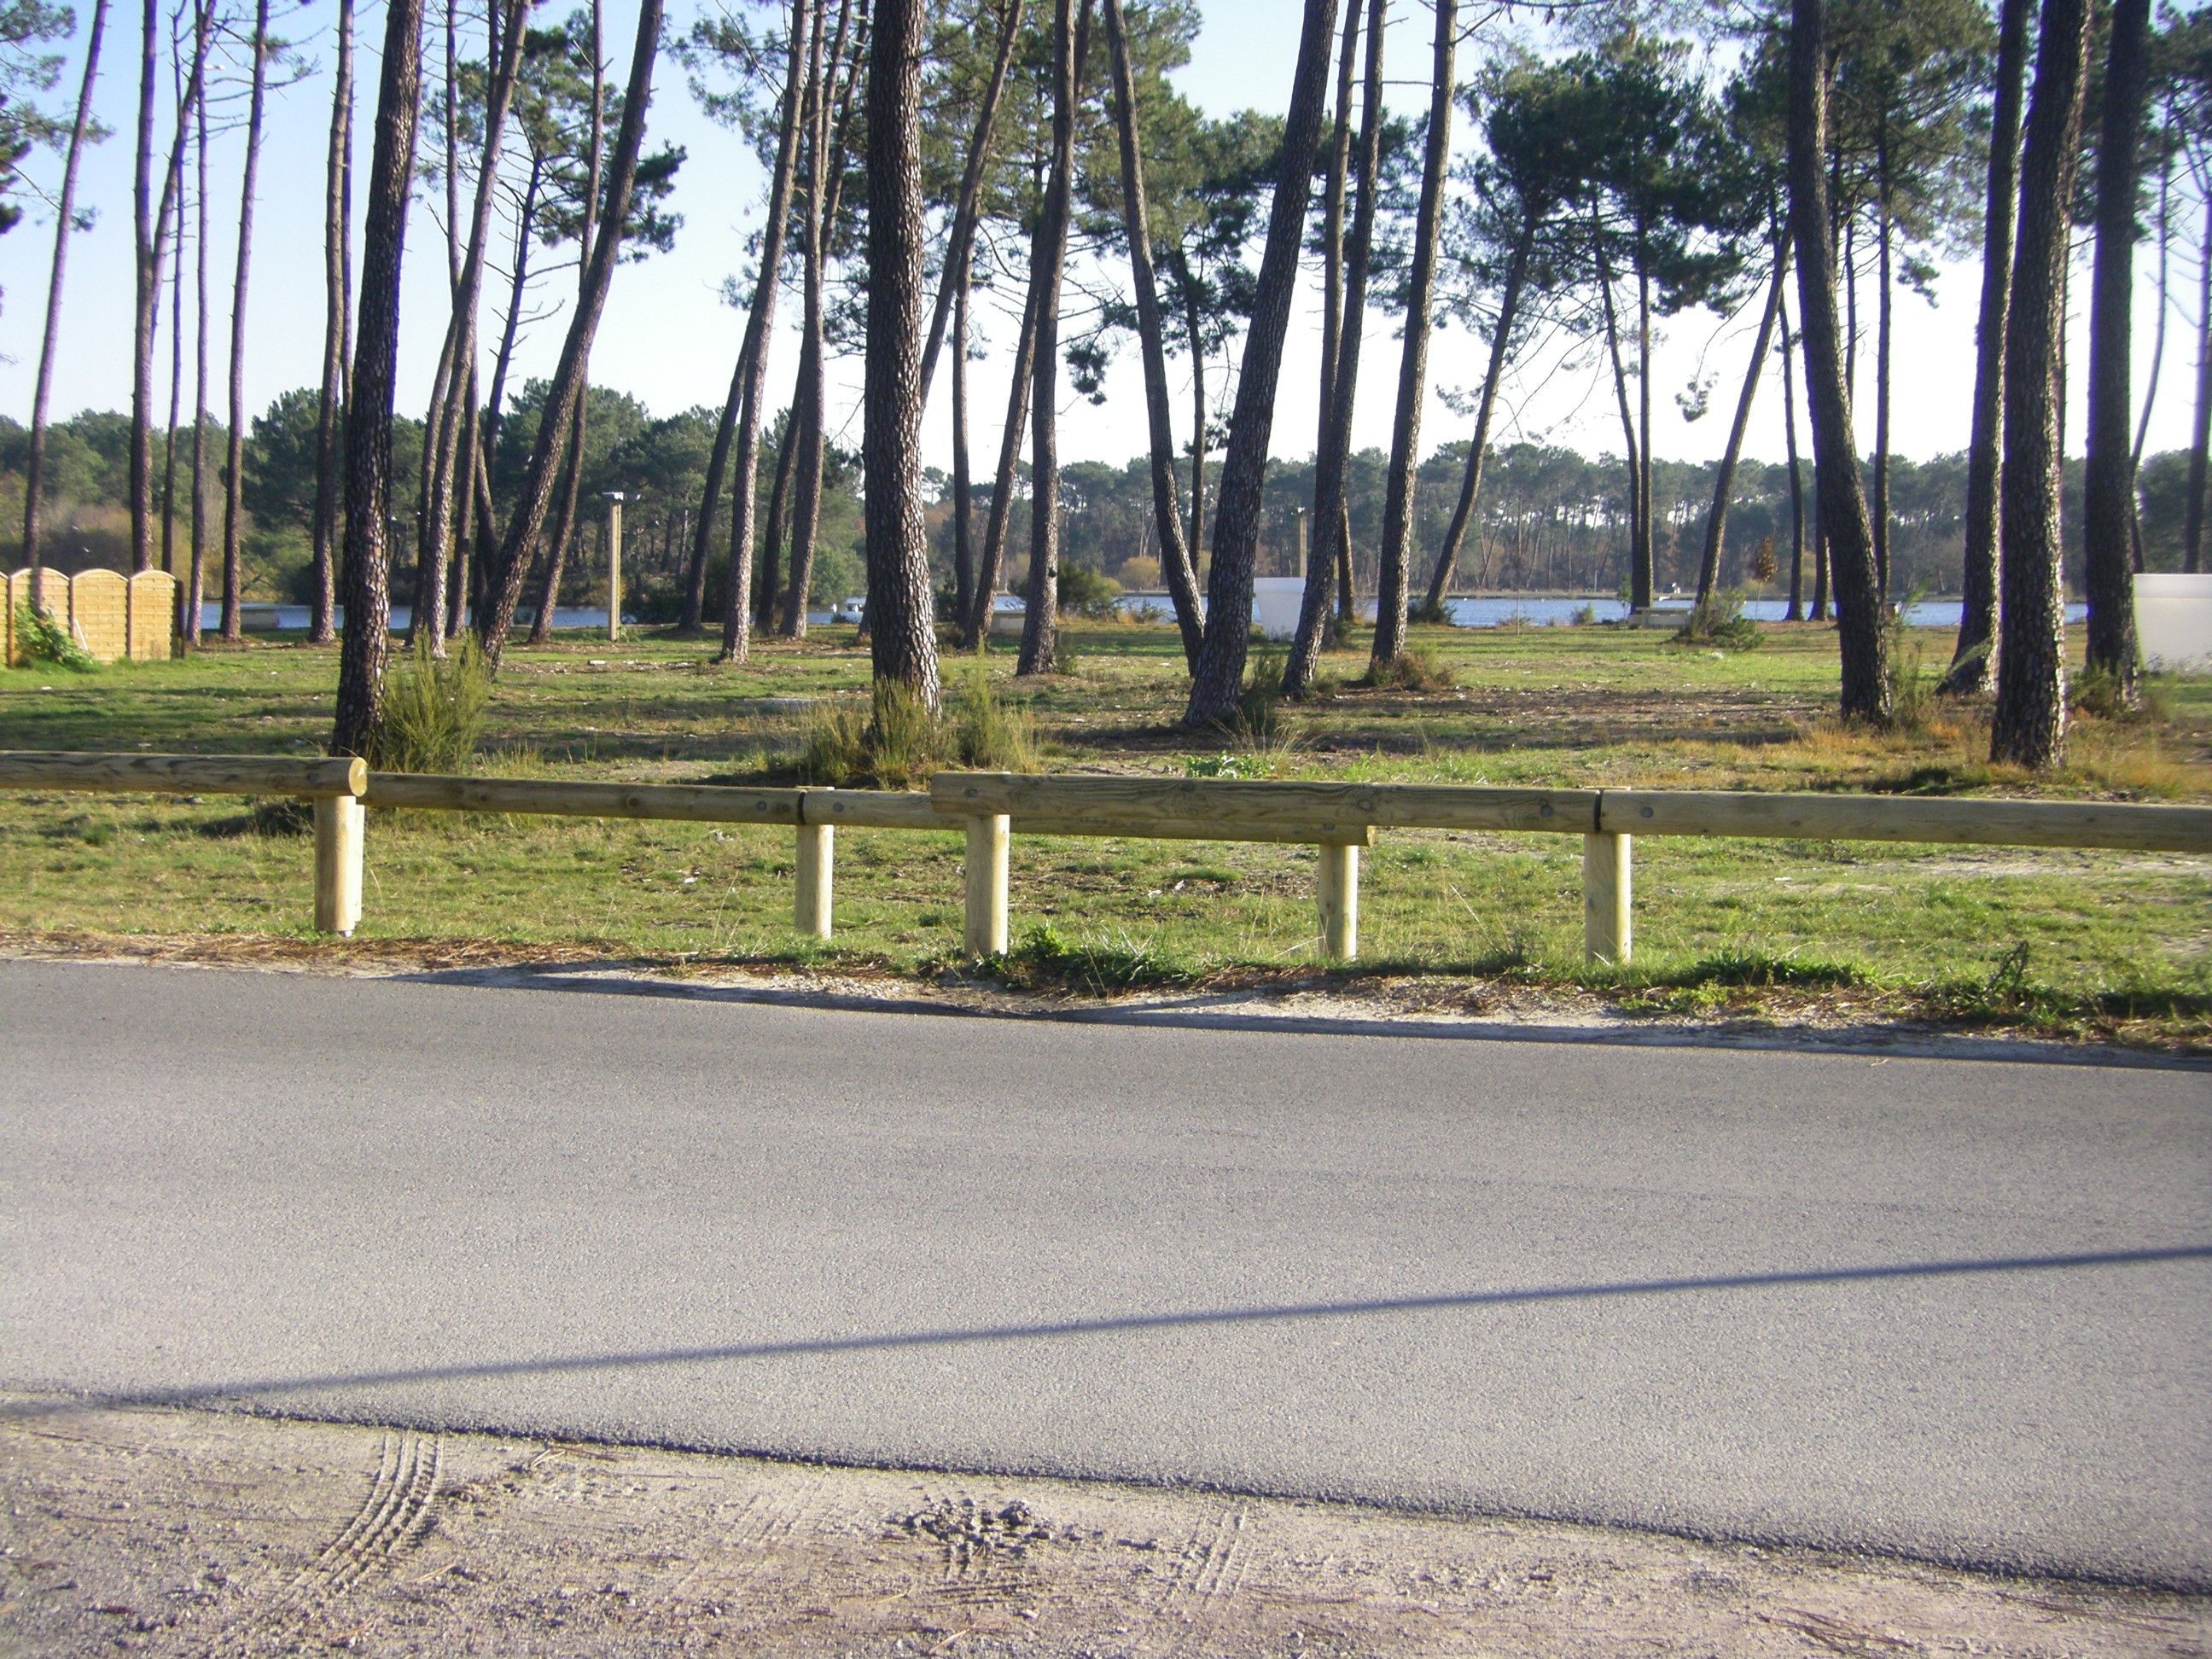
127;571;178;661
70;568;129;663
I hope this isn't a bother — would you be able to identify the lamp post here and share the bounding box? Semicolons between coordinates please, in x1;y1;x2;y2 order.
602;492;626;643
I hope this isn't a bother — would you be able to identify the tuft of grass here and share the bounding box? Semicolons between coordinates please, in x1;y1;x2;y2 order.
801;672;1039;788
372;633;491;773
971;921;1198;993
949;666;1040;771
1228;649;1297;756
1362;645;1458;691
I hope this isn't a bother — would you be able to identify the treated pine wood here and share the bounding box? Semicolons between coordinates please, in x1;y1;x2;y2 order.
795;822;833;939
1316;841;1359;963
1583;832;1632;965
1016;812;1374;847
0;751;367;798
965;812;1010;957
364;773;804;824
800;788;945;830
1598;790;2212;853
932;771;1592;836
314;793;364;935
804;787;1362;844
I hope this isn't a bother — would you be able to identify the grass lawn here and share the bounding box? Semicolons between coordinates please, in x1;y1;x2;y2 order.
3;617;2207;1047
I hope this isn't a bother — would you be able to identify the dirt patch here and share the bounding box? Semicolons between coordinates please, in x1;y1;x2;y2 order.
3;1396;2201;1657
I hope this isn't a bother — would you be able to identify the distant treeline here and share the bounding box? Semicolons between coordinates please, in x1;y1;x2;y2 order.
3;393;2197;612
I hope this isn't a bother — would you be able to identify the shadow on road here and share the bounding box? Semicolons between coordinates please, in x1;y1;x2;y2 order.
15;1244;2205;1416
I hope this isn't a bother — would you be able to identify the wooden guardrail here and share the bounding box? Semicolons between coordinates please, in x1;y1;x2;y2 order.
3;752;2207;967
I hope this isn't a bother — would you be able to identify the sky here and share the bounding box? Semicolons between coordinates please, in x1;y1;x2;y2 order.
2;0;2203;488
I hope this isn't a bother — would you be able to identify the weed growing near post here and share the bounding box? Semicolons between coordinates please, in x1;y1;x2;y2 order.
13;604;96;672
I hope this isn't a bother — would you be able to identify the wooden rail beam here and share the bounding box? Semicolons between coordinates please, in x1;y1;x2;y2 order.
0;751;366;798
364;774;804;824
1598;790;2212;853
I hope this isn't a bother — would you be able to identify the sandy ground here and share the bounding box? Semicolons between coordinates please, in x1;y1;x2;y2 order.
2;1397;2204;1657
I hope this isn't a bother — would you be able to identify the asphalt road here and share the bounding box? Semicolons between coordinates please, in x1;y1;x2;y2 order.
3;960;2207;1589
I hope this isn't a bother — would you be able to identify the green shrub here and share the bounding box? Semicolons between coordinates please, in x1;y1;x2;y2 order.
1880;588;1936;732
1670;590;1763;651
1057;563;1121;619
13;602;96;672
371;632;491;773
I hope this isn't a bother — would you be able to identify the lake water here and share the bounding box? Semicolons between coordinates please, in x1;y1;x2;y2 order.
1111;593;2089;630
199;595;2085;635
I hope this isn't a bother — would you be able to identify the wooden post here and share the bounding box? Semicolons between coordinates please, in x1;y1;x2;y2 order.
964;812;1010;957
604;494;625;643
1316;841;1359;963
1583;831;1632;964
314;793;364;936
795;822;834;940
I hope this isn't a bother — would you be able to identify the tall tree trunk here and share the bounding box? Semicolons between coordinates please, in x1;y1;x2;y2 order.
186;27;209;649
332;0;428;758
219;0;272;646
950;279;975;627
757;410;797;629
529;410;585;639
1943;0;2030;693
21;0;108;570
783;0;830;655
1637;248;1655;602
1368;0;1453;669
776;0;866;640
692;0;807;659
309;0;355;645
1283;0;1382;697
1103;0;1201;672
1697;234;1788;608
1016;0;1089;677
1422;225;1530;615
161;22;183;584
917;0;1022;405
1183;0;1341;728
526;0;608;647
129;0;159;575
2081;0;2149;701
1991;0;2090;767
1596;221;1644;605
1787;0;1892;724
2133;141;2171;471
480;0;665;669
416;0;528;655
1781;294;1807;621
2183;185;2211;573
961;274;1043;648
123;0;201;585
1318;0;1359;626
1180;256;1208;561
1874;132;1893;600
860;0;940;704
